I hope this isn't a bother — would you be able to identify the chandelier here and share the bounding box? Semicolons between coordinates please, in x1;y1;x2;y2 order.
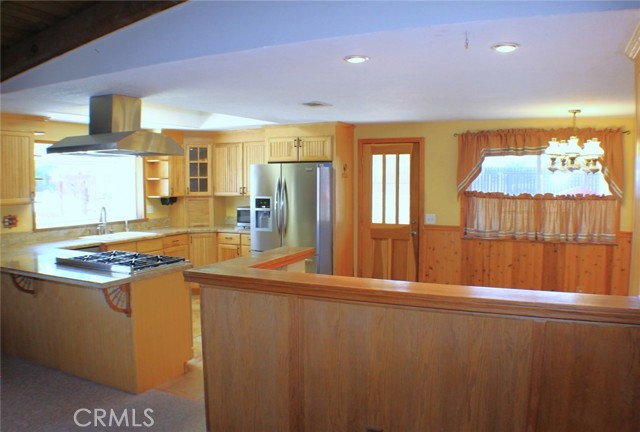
544;109;605;173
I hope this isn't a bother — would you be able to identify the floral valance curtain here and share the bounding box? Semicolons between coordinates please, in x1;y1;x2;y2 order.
457;127;624;243
456;127;625;199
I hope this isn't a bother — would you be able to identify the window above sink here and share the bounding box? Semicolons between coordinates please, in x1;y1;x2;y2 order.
34;142;144;229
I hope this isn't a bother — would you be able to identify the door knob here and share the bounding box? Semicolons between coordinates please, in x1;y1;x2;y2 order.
411;230;417;236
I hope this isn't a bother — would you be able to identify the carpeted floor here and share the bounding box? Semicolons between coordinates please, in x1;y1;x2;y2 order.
0;354;206;431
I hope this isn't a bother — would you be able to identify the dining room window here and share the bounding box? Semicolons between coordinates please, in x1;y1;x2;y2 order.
467;155;612;196
457;128;624;243
34;142;144;229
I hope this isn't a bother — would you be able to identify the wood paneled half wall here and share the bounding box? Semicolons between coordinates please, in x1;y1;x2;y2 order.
422;225;632;295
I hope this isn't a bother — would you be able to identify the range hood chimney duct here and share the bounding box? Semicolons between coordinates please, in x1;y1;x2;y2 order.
47;95;184;156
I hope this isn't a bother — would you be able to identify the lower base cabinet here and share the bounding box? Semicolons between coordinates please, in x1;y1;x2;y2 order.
217;233;251;261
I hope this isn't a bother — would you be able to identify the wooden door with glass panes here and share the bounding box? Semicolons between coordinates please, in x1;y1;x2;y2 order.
186;143;211;195
359;139;421;281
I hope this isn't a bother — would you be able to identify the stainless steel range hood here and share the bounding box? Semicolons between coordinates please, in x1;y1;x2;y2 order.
47;95;184;156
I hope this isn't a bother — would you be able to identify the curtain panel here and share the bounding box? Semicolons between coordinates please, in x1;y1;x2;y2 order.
456;127;624;199
464;192;619;243
457;127;624;243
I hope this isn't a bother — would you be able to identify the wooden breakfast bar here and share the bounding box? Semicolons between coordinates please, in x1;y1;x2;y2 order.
185;247;640;432
1;246;193;394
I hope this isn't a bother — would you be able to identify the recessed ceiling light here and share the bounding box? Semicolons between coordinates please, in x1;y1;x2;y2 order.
491;43;519;53
343;55;369;64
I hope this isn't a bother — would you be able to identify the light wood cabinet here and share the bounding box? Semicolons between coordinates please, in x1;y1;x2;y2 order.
214;141;266;196
144;155;185;198
102;238;163;254
189;233;217;267
185;138;212;196
103;241;138;252
217;232;251;261
267;135;332;162
1;131;33;205
163;234;189;259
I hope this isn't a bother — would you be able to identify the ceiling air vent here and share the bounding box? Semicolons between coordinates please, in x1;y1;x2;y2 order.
301;101;332;108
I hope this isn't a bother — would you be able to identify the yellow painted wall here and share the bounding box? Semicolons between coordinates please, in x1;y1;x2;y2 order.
354;116;636;231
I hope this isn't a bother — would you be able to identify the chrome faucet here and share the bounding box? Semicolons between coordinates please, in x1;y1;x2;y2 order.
97;206;108;235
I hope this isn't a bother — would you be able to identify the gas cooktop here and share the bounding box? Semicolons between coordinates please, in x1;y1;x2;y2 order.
56;250;186;274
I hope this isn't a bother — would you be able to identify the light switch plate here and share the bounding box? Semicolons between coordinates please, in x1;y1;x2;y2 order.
425;213;436;224
147;205;154;214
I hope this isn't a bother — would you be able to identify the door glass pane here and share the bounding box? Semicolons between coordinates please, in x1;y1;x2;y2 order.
189;147;197;161
190;178;198;192
199;163;208;176
371;154;383;223
398;154;410;224
199;147;208;160
385;154;396;224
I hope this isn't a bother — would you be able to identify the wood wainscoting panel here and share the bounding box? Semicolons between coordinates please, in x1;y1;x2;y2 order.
535;320;640;431
561;243;611;294
461;239;491;286
422;225;632;295
301;300;535;432
610;232;633;295
422;225;461;284
201;287;292;431
488;240;544;289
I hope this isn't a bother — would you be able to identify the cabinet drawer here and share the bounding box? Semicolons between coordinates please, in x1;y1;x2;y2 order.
240;233;251;246
162;234;188;248
164;244;190;260
137;238;164;253
217;233;240;245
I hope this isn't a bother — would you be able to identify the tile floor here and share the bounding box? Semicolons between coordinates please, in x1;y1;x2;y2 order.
156;293;205;401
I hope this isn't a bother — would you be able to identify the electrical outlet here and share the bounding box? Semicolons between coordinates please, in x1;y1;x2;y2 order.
424;213;436;224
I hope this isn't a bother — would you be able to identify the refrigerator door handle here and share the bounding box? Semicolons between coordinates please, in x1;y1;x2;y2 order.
282;179;288;234
275;177;282;234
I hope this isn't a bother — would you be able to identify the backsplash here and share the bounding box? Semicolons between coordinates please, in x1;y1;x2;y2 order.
0;218;171;249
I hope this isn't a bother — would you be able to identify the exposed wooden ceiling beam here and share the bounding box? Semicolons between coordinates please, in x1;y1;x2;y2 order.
1;0;185;82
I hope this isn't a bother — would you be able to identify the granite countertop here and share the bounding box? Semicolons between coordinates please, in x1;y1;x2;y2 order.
0;225;250;289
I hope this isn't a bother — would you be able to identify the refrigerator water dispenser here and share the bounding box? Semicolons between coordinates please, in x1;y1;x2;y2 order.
254;197;272;231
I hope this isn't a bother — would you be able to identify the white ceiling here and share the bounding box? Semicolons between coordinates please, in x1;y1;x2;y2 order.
1;1;639;130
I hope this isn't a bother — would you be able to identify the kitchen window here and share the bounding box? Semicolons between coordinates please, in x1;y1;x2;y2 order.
457;128;624;243
34;143;144;230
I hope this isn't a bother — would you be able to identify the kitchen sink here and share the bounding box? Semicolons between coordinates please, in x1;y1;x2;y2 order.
78;231;158;242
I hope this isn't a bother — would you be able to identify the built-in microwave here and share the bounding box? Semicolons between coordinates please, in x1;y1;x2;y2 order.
236;207;250;228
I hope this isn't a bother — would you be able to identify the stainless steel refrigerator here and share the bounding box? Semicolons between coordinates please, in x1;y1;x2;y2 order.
250;162;332;274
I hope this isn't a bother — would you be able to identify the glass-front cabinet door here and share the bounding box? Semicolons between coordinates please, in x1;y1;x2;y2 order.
186;142;211;195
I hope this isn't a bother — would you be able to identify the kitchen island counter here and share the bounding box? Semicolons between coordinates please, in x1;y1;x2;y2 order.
1;235;194;394
184;247;640;432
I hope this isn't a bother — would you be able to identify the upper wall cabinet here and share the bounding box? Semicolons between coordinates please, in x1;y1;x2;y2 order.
144;154;185;198
267;135;332;162
185;137;213;196
0;131;33;205
214;141;266;196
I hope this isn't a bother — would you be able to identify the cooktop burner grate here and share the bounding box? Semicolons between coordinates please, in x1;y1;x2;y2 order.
56;250;187;274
